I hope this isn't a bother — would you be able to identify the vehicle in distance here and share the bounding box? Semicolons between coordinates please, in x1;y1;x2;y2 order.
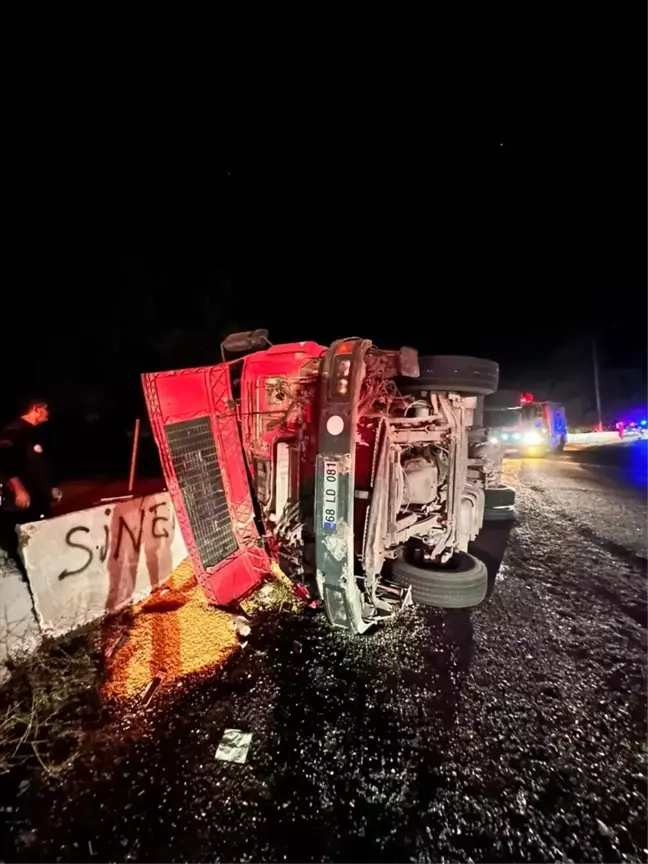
617;420;647;440
485;392;567;457
142;332;507;633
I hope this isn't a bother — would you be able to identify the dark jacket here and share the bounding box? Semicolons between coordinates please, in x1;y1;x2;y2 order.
0;418;54;510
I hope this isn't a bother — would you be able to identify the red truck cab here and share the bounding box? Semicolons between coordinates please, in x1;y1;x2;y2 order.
143;332;502;632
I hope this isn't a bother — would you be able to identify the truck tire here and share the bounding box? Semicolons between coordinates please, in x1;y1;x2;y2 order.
391;551;488;609
485;485;515;507
399;355;499;396
483;484;516;521
484;505;515;521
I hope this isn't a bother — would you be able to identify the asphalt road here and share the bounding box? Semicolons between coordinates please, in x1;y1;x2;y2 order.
7;442;648;863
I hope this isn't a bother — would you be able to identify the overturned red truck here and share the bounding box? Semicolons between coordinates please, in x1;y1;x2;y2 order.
142;332;513;633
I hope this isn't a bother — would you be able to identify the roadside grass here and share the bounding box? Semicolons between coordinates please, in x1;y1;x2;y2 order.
0;632;105;780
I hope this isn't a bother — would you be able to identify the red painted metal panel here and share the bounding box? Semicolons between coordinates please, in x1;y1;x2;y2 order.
142;364;270;605
240;342;324;465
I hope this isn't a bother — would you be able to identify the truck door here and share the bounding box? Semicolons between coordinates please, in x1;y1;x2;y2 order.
142;364;270;605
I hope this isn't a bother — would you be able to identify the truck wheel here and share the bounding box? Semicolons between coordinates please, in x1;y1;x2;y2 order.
391;551;488;608
484;505;515;521
484;484;516;521
400;355;499;397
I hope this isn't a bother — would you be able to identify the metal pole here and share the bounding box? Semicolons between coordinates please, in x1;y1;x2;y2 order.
592;338;603;431
128;418;141;494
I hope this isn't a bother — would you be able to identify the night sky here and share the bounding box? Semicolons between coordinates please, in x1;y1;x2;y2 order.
6;1;645;424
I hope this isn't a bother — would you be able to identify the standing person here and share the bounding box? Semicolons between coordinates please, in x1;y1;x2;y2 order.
0;398;62;563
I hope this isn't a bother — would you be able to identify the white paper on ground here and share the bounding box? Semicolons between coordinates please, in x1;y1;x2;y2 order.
215;729;253;764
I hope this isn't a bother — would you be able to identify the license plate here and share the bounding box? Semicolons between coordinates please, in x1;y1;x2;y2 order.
322;459;339;530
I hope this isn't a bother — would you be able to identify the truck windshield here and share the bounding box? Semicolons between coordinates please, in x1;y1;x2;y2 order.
485;405;537;428
485;407;522;428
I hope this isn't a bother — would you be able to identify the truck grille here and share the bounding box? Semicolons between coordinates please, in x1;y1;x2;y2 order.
165;417;238;569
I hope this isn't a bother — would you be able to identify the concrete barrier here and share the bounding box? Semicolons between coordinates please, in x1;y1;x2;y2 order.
567;431;621;447
0;552;43;686
17;492;187;641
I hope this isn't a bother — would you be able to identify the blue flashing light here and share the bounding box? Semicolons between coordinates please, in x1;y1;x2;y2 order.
501;433;509;441
641;420;647;427
513;433;521;441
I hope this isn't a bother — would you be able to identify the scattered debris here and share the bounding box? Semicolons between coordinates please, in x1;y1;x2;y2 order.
294;583;311;602
125;840;140;861
596;819;611;837
232;616;251;638
239;567;302;616
215;729;253;764
401;585;413;609
106;631;129;659
140;672;166;706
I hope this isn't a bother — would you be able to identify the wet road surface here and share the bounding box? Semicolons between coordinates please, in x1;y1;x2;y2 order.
6;442;648;862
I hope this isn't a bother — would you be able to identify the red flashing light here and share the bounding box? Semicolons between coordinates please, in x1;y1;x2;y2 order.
520;393;534;406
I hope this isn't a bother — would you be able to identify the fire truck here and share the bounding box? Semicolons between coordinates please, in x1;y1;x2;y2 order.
484;392;567;457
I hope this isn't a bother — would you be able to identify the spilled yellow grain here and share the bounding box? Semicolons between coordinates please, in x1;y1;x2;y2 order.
102;558;239;702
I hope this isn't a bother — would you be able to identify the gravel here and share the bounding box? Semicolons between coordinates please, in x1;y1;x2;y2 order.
2;445;647;863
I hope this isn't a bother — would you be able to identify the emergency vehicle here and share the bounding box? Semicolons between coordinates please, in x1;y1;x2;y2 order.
485;392;567;457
